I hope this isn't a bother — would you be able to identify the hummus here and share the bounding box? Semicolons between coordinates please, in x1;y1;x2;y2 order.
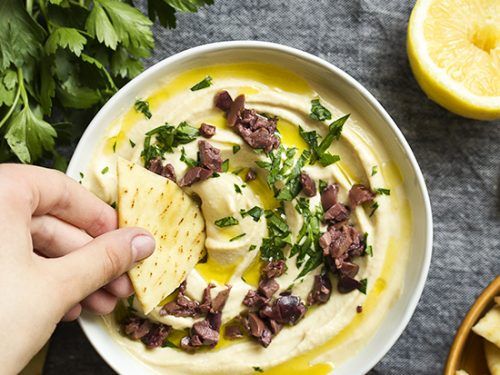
83;63;411;374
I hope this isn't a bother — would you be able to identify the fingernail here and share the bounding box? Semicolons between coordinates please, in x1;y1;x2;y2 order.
131;235;155;261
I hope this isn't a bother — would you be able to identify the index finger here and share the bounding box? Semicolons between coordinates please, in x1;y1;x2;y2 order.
0;164;116;236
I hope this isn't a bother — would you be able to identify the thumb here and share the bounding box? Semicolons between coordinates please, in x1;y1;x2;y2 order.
55;227;155;305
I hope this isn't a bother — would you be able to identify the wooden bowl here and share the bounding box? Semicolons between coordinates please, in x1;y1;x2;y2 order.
445;276;500;375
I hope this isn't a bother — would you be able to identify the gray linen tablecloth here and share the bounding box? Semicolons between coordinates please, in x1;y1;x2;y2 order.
44;0;500;374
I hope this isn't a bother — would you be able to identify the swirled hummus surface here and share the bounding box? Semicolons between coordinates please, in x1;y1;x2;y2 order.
82;63;412;375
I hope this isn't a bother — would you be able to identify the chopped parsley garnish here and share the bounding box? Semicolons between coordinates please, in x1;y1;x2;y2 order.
190;76;213;91
79;172;84;179
358;278;368;294
134;99;152;119
221;159;229;172
240;206;264;222
161;340;177;348
234;184;242;194
299;114;349;166
110;202;117;209
180;147;198;167
101;166;109;174
259;207;292;261
291;198;324;278
112;141;117;153
309;99;332;121
126;295;136;313
255;145;310;202
129;139;136;148
365;245;373;257
371;165;378;176
229;233;246;242
375;188;391;195
319;179;327;192
369;202;379;217
253;367;264;373
215;216;239;228
141;121;199;166
249;245;257;251
232;145;241;154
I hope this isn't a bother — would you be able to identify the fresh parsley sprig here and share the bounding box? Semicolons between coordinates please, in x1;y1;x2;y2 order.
299;114;349;167
141;121;199;166
0;0;213;166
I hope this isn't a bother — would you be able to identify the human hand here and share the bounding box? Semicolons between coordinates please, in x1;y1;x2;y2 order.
0;164;155;374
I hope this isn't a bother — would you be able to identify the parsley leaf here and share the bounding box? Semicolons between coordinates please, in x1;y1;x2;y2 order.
369;202;379;217
229;233;246;242
365;245;373;257
240;206;264;221
291;198;324;278
371;165;378;176
232;145;241;154
101;166;109;174
134;99;152;119
221;159;229;172
190;76;213;91
129;139;136;148
358;278;368;294
300;114;349;166
260;208;291;261
253;367;264;373
215;216;239;228
161;340;177;348
375;188;391;195
5;99;56;163
141;122;199;166
180;147;198;167
45;27;87;57
234;184;242;194
309;99;331;121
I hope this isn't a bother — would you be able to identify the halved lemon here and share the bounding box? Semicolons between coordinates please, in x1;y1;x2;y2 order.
408;0;500;120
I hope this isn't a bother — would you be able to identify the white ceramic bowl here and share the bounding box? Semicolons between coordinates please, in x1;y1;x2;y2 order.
67;41;433;375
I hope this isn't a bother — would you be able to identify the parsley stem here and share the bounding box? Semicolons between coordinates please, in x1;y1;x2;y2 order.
26;0;33;15
0;68;23;129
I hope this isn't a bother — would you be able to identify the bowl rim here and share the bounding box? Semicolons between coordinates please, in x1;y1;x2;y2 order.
68;40;433;374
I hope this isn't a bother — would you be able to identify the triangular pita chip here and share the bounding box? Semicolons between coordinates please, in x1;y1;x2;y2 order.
117;158;205;314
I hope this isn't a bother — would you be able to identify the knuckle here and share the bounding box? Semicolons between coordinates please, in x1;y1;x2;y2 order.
88;205;116;235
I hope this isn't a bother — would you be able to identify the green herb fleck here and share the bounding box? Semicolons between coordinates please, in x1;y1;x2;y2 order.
229;233;246;242
253;367;264;373
260;208;291;261
101;166;109;174
291;198;324;278
110;201;117;209
365;245;373;257
141;121;199;166
221;159;229;172
249;245;257;251
134;99;152;119
232;145;241;154
371;165;378;176
234;184;242;194
79;172;84;179
190;76;213;91
358;278;368;294
240;206;264;222
180;147;198;167
129;139;136;148
375;188;391;195
319;179;327;192
126;295;136;312
369;202;379;217
299;114;349;166
112;141;117;153
215;216;239;228
162;340;177;348
309;99;332;121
